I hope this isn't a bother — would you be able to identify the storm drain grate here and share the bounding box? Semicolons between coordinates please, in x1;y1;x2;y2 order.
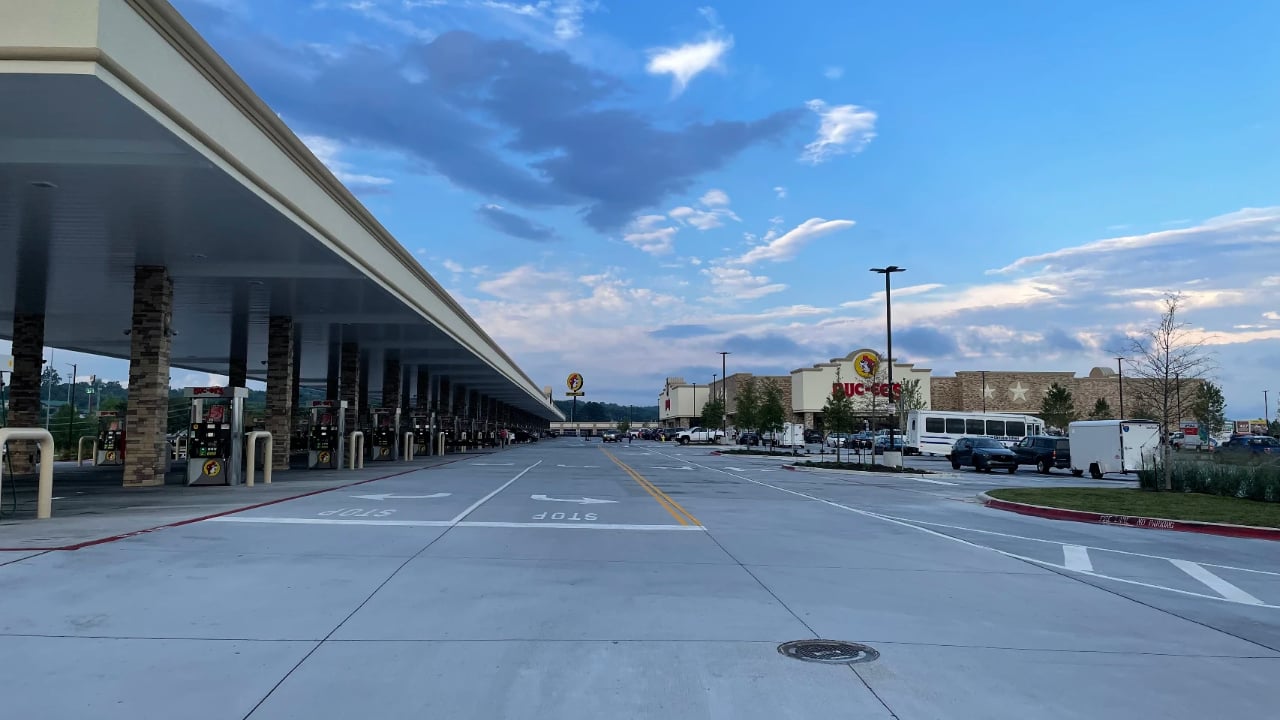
778;640;879;665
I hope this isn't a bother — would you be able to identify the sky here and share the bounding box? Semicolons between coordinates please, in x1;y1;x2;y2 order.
11;0;1280;419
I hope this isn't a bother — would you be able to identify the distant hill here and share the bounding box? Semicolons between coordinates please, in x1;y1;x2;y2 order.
553;400;658;422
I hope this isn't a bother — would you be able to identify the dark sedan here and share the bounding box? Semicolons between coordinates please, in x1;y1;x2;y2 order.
948;437;1018;473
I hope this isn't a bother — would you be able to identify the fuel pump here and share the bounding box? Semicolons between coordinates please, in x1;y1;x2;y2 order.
411;413;433;456
307;400;347;469
95;411;125;466
184;386;247;486
370;407;401;461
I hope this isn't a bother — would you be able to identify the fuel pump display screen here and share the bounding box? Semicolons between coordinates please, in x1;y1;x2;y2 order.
190;423;230;459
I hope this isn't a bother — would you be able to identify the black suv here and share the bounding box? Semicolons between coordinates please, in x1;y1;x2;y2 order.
1012;435;1071;474
948;437;1018;473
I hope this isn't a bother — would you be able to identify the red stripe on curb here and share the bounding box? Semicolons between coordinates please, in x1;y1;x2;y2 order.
783;465;797;471
0;457;468;552
979;493;1280;542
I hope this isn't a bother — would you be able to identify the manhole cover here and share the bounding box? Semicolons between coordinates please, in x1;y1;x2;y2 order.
778;640;879;665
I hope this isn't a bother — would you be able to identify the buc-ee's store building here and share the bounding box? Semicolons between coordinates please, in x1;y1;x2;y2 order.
658;349;933;430
657;349;1131;431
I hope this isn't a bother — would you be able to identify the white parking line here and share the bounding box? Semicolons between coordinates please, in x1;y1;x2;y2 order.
913;477;959;486
450;461;542;523
1171;559;1264;605
207;517;703;531
1063;545;1093;572
650;449;1280;610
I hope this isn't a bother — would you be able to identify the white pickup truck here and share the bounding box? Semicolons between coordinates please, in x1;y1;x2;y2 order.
675;426;725;445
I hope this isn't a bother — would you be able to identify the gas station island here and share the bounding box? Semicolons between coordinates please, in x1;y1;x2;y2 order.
0;0;562;509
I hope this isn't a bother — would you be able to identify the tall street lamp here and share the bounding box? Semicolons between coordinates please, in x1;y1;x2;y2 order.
718;351;730;440
980;370;987;413
871;265;906;465
1115;357;1125;419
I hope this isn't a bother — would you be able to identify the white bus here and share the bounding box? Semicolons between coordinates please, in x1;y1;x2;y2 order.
904;410;1045;456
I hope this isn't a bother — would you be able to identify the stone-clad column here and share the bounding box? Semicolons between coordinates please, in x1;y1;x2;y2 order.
291;322;302;419
123;266;174;487
358;349;370;429
266;316;294;471
7;313;45;473
382;351;401;415
416;368;430;411
340;341;360;434
228;287;248;388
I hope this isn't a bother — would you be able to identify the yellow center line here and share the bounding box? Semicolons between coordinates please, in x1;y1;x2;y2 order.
601;448;701;527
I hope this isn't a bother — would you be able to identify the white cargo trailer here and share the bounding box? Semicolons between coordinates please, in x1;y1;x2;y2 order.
1067;419;1161;478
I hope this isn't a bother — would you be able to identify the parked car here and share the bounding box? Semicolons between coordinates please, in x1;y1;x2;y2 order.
737;431;761;446
601;430;620;443
1219;435;1280;455
850;431;876;449
948;437;1018;473
804;429;823;444
1012;435;1071;474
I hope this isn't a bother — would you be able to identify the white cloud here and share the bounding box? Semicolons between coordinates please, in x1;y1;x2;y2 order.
646;33;733;96
1265;311;1280;321
442;259;465;273
1261;275;1280;287
341;0;435;39
701;266;787;301
801;99;877;164
773;186;787;199
731;217;856;265
840;283;946;309
299;134;393;189
667;188;740;231
476;265;571;301
700;188;730;207
993;207;1280;274
823;66;844;80
622;215;678;255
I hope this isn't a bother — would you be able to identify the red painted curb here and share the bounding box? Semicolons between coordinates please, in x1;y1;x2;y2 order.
783;465;797;471
0;457;468;552
979;493;1280;542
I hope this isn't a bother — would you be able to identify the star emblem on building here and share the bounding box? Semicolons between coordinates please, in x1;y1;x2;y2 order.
1009;381;1029;402
982;385;995;400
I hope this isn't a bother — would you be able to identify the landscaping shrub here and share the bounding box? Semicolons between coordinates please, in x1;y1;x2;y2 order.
1139;460;1280;503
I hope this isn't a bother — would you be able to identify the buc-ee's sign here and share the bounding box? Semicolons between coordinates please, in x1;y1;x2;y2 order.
833;382;901;399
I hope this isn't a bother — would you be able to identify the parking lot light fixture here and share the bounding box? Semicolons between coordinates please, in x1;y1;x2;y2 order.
870;266;906;465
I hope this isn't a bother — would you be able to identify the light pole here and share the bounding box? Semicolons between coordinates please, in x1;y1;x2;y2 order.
871;265;906;465
65;362;77;450
718;351;730;439
1265;390;1270;429
980;370;987;413
1115;357;1125;419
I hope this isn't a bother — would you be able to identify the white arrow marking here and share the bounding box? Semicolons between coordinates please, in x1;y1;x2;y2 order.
723;467;747;472
530;494;619;505
350;493;452;501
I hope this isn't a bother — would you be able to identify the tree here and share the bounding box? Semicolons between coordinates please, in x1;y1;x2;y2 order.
1124;292;1215;489
617;420;631;434
758;379;786;446
734;377;760;434
896;378;926;430
1039;382;1077;430
1088;397;1113;421
700;397;725;432
1268;419;1280;438
1190;381;1226;437
823;373;855;462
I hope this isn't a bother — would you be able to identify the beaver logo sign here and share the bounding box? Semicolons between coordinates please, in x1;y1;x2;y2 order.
202;459;222;478
853;350;881;380
318;451;331;465
566;373;584;393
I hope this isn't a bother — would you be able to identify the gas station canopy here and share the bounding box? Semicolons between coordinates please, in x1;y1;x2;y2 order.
0;0;561;420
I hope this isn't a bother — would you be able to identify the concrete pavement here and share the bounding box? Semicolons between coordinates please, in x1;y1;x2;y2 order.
1;438;1277;719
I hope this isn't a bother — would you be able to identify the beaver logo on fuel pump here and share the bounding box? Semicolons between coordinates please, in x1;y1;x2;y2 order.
202;459;223;477
318;451;331;464
105;451;116;461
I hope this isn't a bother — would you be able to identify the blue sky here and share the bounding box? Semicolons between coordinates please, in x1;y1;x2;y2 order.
15;0;1280;418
